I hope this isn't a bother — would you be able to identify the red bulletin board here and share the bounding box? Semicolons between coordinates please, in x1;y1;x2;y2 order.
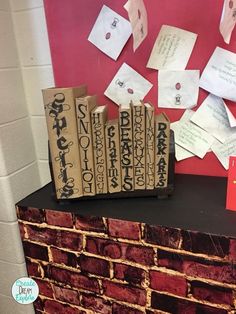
44;0;236;177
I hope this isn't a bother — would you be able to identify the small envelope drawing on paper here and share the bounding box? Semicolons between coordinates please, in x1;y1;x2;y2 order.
158;70;200;109
104;63;153;106
88;5;132;61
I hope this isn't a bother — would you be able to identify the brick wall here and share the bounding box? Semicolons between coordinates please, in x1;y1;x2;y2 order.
17;206;236;314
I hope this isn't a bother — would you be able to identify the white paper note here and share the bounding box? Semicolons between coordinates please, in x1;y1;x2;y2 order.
191;94;236;143
104;63;153;106
158;70;199;109
173;110;215;158
224;103;236;127
88;5;132;60
171;121;195;161
147;25;197;70
200;47;236;102
212;134;236;169
220;0;236;44
124;0;148;51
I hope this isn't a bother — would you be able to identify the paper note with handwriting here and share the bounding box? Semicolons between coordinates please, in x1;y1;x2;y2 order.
220;0;236;44
173;110;215;158
88;5;132;60
190;94;236;143
104;63;153;106
171;121;195;161
224;103;236;127
147;25;197;70
200;47;236;101
212;134;236;169
124;0;148;51
158;70;199;109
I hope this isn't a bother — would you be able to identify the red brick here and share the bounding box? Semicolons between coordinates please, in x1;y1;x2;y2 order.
75;215;106;232
33;296;44;311
26;225;57;245
108;218;140;240
48;266;100;293
150;271;187;296
17;206;44;223
181;230;229;258
126;244;154;266
44;300;85;314
35;278;53;298
229;238;236;261
53;284;80;305
114;263;146;285
26;258;41;277
58;230;83;251
81;293;111;314
46;209;73;227
79;255;110;277
86;237;154;265
145;224;181;249
196;304;227;314
157;249;182;271
191;280;233;306
103;280;146;306
112;303;143;314
18;222;25;239
183;259;236;284
51;247;77;267
23;241;49;261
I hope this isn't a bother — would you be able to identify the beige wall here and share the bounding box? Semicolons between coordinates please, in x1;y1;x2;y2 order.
0;0;53;312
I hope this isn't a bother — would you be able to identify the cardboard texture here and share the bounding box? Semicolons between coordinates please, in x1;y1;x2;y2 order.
76;95;96;196
155;112;170;188
43;86;87;199
92;105;108;194
226;156;236;211
133;101;146;189
119;103;134;191
105;119;122;193
144;102;155;189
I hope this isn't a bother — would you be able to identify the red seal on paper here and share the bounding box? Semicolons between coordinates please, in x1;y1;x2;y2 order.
105;32;111;40
138;9;141;19
175;82;181;90
229;0;233;9
127;88;134;94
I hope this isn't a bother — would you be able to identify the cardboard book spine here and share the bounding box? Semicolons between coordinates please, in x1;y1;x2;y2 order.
76;95;96;196
105;119;122;193
119;103;134;192
92;105;108;194
133;102;146;190
155;112;170;188
42;86;87;199
144;103;155;189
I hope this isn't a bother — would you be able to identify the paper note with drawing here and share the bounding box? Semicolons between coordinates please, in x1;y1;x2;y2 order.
212;134;236;169
104;63;153;106
147;25;197;70
124;0;148;51
158;70;199;109
88;5;132;60
224;103;236;127
200;47;236;102
173;110;215;158
190;94;236;143
171;121;195;161
220;0;236;44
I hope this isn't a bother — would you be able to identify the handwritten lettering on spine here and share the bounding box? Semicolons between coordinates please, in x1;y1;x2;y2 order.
155;113;170;188
119;103;134;191
133;102;146;189
92;106;108;194
105;120;121;193
76;96;96;196
43;87;86;199
144;103;155;189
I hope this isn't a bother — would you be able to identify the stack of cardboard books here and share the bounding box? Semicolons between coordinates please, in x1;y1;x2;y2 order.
43;86;170;200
